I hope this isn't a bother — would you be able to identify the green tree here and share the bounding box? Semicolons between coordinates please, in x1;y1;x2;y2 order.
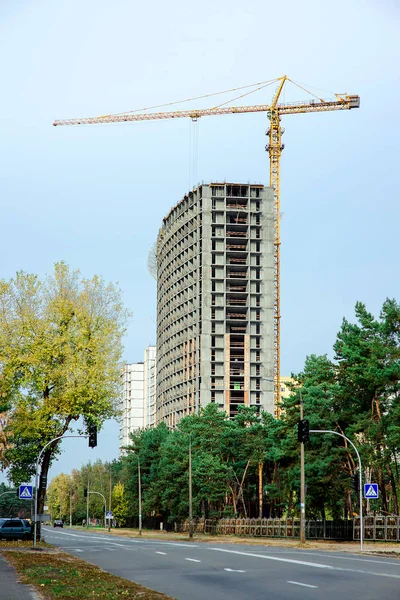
47;473;72;522
0;262;129;533
334;299;400;513
112;482;129;527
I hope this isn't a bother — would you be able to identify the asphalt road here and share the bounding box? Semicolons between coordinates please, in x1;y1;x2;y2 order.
43;527;400;600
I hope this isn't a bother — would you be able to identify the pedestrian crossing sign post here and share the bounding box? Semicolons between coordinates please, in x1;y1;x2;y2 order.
364;483;379;499
19;485;33;500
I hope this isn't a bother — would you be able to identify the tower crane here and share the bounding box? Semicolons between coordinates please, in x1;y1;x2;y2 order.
54;75;360;418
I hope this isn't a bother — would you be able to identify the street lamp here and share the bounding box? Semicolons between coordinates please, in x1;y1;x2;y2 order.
0;491;17;500
310;429;363;552
188;433;193;540
132;454;142;536
33;434;88;548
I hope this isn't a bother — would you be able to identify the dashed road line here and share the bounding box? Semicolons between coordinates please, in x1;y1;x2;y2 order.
208;547;400;580
224;568;245;573
284;551;400;567
288;581;318;589
185;558;201;563
156;551;167;555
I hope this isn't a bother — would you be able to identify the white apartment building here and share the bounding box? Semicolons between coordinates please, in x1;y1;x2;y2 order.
119;346;157;451
144;346;157;428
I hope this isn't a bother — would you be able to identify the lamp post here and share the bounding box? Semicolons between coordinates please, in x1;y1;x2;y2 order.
33;434;88;549
0;491;16;500
309;429;363;551
108;467;112;533
0;490;17;517
299;392;306;545
188;434;193;540
132;454;142;536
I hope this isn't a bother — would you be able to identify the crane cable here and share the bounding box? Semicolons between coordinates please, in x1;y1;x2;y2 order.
107;78;281;118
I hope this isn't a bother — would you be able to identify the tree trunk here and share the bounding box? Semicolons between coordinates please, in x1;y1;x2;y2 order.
229;486;238;516
288;489;293;518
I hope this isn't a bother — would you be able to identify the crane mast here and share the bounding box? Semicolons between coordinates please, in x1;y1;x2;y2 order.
54;77;359;418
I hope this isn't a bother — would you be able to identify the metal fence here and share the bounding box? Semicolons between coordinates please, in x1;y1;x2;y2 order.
202;518;353;540
354;516;400;541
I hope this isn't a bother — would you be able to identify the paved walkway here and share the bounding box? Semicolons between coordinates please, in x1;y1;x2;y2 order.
0;553;40;600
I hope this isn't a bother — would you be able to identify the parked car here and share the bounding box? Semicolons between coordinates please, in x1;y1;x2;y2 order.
53;520;63;528
0;518;32;540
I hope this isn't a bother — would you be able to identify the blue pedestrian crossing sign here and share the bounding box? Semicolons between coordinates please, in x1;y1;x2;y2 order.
364;483;379;499
19;485;33;500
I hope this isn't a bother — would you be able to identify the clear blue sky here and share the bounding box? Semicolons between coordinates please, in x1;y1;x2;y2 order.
0;0;399;484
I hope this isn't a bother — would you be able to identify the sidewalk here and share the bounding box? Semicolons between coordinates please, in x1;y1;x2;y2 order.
0;552;41;600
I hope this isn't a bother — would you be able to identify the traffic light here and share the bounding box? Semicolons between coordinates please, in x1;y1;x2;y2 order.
84;488;87;498
88;423;97;448
350;473;359;492
297;419;310;443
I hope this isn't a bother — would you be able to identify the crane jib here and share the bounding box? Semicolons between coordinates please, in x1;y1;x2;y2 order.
52;96;360;127
52;82;360;420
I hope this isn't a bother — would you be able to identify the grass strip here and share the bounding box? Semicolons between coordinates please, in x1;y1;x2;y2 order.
4;550;174;599
0;539;52;549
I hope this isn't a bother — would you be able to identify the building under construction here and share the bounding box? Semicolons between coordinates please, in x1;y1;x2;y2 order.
156;182;275;426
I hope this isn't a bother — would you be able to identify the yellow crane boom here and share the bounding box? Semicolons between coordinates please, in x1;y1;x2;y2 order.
54;76;360;418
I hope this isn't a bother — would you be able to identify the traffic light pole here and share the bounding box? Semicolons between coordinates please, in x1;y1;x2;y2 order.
300;394;306;545
309;430;363;551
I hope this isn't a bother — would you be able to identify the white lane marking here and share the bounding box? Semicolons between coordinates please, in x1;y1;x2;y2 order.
72;549;83;553
43;529;104;542
208;547;400;580
209;548;332;570
284;551;400;567
104;542;128;548
156;551;167;555
185;558;201;563
288;581;318;589
224;568;246;573
146;541;198;548
43;529;198;548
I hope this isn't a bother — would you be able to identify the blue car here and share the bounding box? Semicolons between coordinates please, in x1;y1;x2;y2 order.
0;518;32;540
